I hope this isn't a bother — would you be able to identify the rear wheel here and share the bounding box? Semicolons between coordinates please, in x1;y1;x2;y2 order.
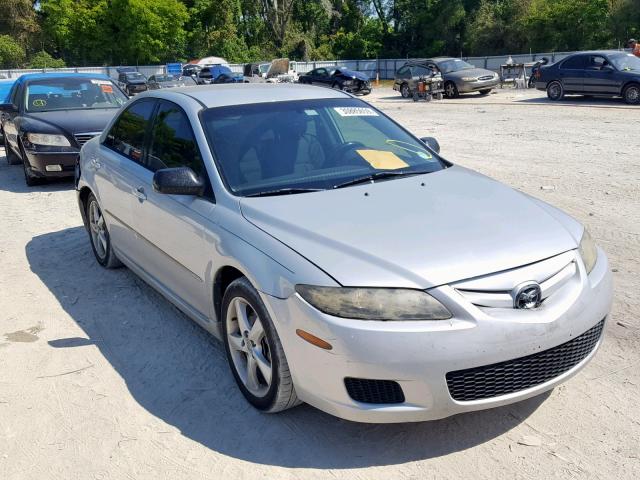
546;81;564;101
222;277;300;413
86;193;122;268
623;83;640;105
444;81;459;98
400;83;411;98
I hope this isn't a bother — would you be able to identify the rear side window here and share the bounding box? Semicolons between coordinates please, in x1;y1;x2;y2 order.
561;56;585;70
411;66;433;77
104;100;155;163
397;66;411;78
146;101;205;176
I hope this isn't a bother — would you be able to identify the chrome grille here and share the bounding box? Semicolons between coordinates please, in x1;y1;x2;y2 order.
446;319;605;402
74;133;100;147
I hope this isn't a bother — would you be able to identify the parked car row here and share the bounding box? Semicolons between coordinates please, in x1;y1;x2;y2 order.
0;71;613;424
298;67;372;95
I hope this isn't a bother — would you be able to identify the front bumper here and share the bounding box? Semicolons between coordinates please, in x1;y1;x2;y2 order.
23;149;78;178
262;248;612;423
458;77;500;93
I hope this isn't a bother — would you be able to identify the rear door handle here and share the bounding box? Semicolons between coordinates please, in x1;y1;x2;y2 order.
134;186;147;202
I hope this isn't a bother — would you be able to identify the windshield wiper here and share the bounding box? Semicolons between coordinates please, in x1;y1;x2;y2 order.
332;170;429;189
245;187;324;197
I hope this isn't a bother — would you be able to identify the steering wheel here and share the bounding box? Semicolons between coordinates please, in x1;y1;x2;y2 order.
329;141;367;167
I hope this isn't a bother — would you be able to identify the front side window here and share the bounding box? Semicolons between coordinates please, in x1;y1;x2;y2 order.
436;59;474;73
586;56;607;70
147;101;205;176
202;99;447;197
104;100;155;163
609;53;640;71
25;77;127;112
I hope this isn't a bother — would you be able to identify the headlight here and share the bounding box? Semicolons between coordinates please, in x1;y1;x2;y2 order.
579;229;598;274
295;285;452;321
461;77;477;82
26;133;71;147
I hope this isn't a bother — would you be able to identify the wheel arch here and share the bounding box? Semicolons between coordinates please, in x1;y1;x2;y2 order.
77;186;93;230
213;265;246;323
622;80;640;95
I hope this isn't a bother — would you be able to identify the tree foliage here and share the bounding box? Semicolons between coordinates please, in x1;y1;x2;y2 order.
28;50;66;68
0;0;638;67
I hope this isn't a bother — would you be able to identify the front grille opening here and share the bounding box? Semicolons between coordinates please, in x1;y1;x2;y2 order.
345;377;405;404
446;319;605;402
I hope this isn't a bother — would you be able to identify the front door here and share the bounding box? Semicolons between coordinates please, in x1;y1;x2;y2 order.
583;55;621;95
129;100;214;317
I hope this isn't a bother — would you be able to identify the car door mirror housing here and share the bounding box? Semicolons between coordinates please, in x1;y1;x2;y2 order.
420;136;440;154
152;167;205;196
0;103;17;113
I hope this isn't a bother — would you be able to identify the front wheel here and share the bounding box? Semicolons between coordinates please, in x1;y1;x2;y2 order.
400;83;411;98
444;81;459;98
546;81;564;101
222;277;300;413
479;89;492;95
86;193;122;268
623;84;640;105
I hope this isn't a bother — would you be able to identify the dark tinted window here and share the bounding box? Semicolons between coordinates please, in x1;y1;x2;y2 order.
586;56;607;70
561;56;585;69
104;100;155;163
147;101;205;176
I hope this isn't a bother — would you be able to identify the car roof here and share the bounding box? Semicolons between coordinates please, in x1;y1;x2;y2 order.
567;50;626;56
14;72;113;85
135;84;351;108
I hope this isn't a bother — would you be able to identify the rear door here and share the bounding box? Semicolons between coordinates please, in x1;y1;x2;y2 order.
96;99;156;261
558;55;586;93
311;68;330;86
2;82;22;155
583;55;620;95
128;100;214;316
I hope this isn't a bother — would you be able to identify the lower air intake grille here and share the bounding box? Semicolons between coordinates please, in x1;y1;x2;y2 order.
74;133;99;147
345;378;405;404
446;319;605;402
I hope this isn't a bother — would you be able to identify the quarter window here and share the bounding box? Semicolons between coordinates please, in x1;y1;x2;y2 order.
146;101;205;177
104;100;155;163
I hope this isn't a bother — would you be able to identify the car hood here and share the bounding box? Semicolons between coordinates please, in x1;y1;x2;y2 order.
446;68;496;80
239;166;580;289
22;109;119;136
339;70;369;81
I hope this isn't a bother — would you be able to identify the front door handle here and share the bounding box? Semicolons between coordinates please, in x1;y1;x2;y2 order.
134;186;147;202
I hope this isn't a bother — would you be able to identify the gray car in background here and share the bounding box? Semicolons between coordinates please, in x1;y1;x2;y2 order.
76;84;612;423
413;57;500;98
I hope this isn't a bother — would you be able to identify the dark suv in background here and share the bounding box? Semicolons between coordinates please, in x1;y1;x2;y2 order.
117;68;148;96
536;50;640;104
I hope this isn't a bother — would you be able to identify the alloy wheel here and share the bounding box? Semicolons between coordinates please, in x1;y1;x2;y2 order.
401;83;410;98
445;82;458;98
226;297;272;397
625;85;640;104
88;200;108;261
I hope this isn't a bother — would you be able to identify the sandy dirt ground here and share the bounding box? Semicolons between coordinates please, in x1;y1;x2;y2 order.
0;87;639;480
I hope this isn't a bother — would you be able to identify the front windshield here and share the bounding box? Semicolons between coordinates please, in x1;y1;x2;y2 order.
25;77;128;112
436;59;474;74
202;99;447;196
610;53;640;71
125;72;145;80
259;64;270;74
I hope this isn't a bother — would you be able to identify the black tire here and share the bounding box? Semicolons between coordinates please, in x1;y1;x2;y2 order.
222;277;300;413
444;81;459;98
400;83;411;98
331;82;343;90
412;92;419;102
435;92;444;101
85;193;122;268
623;83;640;105
4;135;21;165
20;142;44;186
479;89;492;95
546;80;564;101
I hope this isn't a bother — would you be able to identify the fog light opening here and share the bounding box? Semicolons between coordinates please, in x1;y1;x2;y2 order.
296;329;333;350
45;165;63;172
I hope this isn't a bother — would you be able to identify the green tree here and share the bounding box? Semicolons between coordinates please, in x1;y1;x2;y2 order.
0;34;26;68
28;50;66;68
0;0;40;47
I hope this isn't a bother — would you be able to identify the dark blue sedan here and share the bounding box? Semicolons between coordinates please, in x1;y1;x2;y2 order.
535;50;640;104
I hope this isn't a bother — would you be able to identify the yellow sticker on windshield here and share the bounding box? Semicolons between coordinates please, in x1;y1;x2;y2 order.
32;99;46;107
356;150;409;170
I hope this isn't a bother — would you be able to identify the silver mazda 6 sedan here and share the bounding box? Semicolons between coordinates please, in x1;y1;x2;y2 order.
76;84;612;423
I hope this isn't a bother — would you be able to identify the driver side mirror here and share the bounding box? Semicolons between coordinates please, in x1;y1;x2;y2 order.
420;137;440;154
0;103;17;113
152;167;205;196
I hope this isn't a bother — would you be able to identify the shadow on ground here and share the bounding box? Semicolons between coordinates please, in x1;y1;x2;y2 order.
26;226;549;469
515;95;628;108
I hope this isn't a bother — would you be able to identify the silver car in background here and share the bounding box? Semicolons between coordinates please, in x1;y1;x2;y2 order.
431;57;500;97
76;84;612;423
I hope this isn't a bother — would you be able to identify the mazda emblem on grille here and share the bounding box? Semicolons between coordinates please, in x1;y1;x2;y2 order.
512;281;542;309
